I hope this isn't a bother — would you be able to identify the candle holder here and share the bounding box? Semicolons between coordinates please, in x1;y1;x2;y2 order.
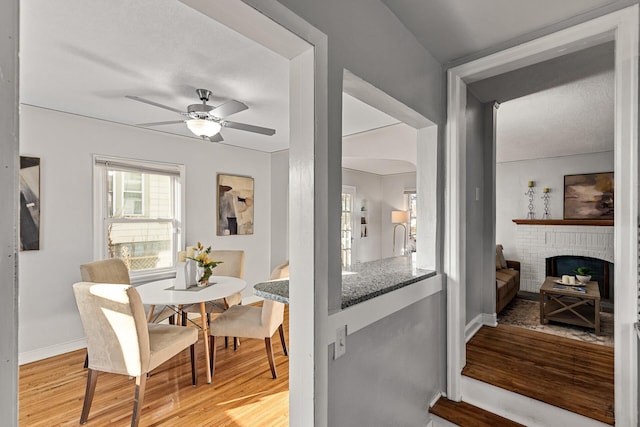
525;181;535;219
541;188;551;219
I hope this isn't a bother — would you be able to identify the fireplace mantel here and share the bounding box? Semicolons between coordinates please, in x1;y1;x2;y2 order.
512;219;613;226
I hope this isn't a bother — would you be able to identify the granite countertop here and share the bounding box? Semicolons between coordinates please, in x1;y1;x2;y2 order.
253;256;436;309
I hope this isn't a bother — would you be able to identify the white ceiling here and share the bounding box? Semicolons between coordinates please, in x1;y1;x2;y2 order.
496;70;614;163
342;93;400;137
20;0;290;152
20;0;620;165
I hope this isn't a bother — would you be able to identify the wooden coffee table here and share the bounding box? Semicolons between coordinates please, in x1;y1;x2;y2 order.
539;276;601;335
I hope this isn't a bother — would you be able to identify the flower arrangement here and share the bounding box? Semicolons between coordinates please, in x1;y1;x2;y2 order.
187;242;223;286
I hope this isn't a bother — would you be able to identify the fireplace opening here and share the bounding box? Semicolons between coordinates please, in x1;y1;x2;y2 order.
545;255;613;304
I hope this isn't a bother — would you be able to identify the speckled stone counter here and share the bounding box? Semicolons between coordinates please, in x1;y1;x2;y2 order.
253;257;436;309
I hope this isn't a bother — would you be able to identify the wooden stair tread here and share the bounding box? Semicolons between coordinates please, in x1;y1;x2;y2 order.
429;398;525;427
464;325;614;425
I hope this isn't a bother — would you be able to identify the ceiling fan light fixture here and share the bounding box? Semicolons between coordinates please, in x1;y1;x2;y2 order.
186;119;221;137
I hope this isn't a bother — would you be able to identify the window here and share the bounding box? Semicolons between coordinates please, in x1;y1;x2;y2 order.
95;156;184;280
341;186;356;267
406;191;417;252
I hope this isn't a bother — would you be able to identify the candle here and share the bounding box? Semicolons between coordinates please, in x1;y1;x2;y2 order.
569;276;576;285
562;275;570;284
543;187;549;193
527;181;534;187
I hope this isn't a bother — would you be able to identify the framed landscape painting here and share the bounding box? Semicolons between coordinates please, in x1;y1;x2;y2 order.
563;172;614;220
217;173;254;235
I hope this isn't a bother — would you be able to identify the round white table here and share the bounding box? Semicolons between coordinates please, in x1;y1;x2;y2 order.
136;276;246;384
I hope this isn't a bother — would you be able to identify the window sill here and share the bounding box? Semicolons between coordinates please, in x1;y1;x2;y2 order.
130;269;176;285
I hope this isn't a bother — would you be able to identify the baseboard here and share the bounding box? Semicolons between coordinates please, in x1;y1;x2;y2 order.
429;391;443;408
465;312;497;342
19;337;86;365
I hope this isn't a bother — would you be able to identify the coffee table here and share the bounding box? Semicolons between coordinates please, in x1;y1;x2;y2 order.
539;276;601;335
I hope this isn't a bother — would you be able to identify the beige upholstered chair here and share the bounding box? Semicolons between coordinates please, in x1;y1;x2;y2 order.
72;282;198;427
208;261;289;379
80;258;130;285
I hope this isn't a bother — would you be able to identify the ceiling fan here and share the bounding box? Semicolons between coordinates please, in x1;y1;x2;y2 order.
126;88;276;142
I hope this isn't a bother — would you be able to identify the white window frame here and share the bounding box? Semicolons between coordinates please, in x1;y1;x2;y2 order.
93;155;185;283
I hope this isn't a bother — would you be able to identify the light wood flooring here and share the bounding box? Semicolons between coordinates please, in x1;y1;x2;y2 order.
19;304;289;426
464;324;614;425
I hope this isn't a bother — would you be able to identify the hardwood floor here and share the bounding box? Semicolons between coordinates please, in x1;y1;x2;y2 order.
19;304;289;426
464;324;614;425
430;398;525;427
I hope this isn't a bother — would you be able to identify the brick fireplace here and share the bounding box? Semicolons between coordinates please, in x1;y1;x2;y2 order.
514;223;614;294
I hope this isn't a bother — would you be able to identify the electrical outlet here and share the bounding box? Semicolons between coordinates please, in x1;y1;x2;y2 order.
334;326;347;359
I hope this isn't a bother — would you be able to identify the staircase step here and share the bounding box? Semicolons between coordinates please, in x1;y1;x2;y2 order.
430;397;525;427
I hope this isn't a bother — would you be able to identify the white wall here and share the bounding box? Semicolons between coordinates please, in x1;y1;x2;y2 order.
496;151;614;260
381;173;416;258
18;105;276;361
270;150;289;270
342;169;416;262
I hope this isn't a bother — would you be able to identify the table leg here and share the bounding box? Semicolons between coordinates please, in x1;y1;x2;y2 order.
200;302;211;384
147;305;155;323
539;291;546;324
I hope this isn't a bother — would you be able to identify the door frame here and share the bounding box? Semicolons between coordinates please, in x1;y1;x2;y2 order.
445;6;638;425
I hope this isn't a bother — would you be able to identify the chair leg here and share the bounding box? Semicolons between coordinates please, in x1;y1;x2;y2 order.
209;336;217;378
265;337;277;379
83;351;88;369
80;368;98;424
234;337;240;351
190;344;197;386
131;374;147;427
278;324;288;356
224;336;228;348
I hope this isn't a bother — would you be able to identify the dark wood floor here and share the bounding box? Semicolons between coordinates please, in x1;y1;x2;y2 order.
464;324;614;425
430;397;525;427
20;303;289;426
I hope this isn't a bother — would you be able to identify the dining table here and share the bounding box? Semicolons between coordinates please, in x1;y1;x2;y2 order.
136;275;246;384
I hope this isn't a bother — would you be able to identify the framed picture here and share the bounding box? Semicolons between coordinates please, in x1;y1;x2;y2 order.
563;172;614;220
20;156;41;250
217;173;254;235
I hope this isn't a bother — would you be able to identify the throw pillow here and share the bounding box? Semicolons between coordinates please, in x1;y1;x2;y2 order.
496;244;508;269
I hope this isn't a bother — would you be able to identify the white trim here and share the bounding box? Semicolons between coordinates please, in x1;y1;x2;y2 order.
327;274;443;344
446;6;639;424
464;313;497;343
462;376;610;427
19;338;87;366
429;391;443;408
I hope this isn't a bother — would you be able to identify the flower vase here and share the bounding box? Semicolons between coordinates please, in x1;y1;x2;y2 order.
196;266;209;287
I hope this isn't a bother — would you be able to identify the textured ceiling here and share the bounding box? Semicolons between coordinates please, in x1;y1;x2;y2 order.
467;42;615;163
20;0;290;152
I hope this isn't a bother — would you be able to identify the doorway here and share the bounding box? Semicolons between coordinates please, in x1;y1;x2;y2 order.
445;5;638;424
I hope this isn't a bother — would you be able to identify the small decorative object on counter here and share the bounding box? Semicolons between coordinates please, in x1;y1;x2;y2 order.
188;242;223;286
525;180;536;219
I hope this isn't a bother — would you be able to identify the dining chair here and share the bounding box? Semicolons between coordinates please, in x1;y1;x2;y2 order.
208;261;289;379
72;282;198;427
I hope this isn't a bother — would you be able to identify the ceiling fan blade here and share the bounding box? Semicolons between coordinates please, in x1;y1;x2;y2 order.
210;100;248;118
126;95;185;115
223;120;276;136
209;133;224;143
135;120;185;127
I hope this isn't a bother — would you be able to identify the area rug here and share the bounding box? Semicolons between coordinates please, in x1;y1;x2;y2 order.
498;297;614;347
